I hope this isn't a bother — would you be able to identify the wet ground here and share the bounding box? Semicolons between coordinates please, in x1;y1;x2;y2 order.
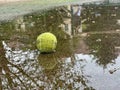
0;4;120;90
0;0;98;21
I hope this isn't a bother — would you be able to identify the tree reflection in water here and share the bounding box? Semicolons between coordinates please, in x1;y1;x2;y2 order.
0;39;95;90
85;33;120;68
37;52;95;90
0;41;40;90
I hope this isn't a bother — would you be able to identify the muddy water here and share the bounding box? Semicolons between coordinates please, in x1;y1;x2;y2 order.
0;5;120;90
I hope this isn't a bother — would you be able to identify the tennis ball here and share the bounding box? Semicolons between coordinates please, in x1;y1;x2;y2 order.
36;32;57;53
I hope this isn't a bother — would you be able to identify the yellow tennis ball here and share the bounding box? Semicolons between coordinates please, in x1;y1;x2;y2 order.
36;32;57;53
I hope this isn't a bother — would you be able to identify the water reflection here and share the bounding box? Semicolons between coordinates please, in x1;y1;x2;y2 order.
81;5;120;32
0;40;95;90
0;4;120;90
1;41;39;90
85;33;118;68
38;54;57;70
37;53;95;90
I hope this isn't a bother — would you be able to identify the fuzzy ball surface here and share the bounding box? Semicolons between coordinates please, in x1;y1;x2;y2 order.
36;32;57;52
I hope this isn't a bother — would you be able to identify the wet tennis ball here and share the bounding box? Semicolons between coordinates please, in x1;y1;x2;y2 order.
36;32;57;53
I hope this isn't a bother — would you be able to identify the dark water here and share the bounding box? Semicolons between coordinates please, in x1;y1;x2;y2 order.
0;5;120;90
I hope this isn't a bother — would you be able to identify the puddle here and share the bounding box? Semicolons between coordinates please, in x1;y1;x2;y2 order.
0;3;120;90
